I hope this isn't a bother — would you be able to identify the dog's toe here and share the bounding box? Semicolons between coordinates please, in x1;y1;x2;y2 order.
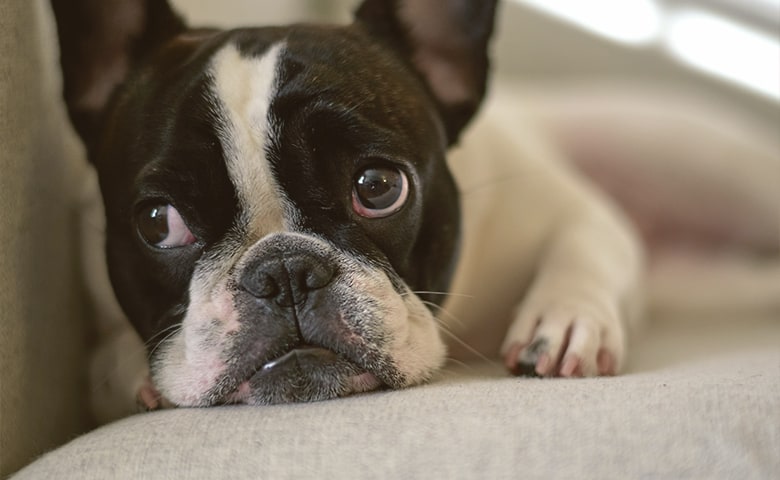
597;348;617;376
559;355;583;377
136;377;164;412
503;304;625;378
505;342;545;377
511;360;542;377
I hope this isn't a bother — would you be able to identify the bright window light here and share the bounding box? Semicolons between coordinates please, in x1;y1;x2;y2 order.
665;9;780;100
512;0;663;45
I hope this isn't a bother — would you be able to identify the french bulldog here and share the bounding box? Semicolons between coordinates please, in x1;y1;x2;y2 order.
50;0;780;422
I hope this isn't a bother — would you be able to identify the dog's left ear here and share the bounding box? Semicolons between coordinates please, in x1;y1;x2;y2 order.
355;0;498;145
50;0;186;151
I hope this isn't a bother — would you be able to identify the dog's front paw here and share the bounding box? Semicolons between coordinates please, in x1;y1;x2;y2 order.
136;377;172;412
501;298;626;378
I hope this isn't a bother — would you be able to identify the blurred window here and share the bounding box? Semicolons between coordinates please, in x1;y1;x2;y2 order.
512;0;780;101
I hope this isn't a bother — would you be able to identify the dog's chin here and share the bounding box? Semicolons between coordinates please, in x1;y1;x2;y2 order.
223;347;384;405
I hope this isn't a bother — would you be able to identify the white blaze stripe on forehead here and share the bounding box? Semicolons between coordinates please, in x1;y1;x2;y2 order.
210;42;289;237
154;43;291;406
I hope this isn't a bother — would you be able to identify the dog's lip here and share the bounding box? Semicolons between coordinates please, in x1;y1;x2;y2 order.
260;345;337;372
234;344;384;404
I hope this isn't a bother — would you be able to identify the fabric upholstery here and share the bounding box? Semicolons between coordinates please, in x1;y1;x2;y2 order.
0;0;91;476
13;319;780;479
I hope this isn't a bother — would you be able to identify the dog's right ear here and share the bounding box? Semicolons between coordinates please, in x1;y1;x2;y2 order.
355;0;498;146
50;0;186;150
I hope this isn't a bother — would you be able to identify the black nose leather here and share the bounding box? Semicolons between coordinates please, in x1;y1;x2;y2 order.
240;254;335;306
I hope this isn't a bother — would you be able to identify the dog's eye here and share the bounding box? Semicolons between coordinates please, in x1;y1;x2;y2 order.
352;165;409;218
137;204;196;248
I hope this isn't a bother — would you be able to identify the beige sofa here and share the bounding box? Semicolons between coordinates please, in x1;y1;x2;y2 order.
3;1;779;478
0;0;92;476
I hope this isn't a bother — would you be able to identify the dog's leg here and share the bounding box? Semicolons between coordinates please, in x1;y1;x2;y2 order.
448;98;645;377
80;168;156;422
501;200;644;377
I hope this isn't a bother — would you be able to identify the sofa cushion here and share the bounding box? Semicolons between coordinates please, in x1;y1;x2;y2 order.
13;339;780;479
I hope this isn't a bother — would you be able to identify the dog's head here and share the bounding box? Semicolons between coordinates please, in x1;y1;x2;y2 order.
52;0;497;405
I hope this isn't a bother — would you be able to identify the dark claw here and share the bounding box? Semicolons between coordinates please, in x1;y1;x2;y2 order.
512;361;542;377
524;338;549;358
510;338;549;377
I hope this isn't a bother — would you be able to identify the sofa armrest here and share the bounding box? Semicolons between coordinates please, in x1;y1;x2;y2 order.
12;348;780;479
0;0;92;476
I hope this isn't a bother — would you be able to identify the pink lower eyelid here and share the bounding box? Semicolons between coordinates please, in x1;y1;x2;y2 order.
179;230;197;245
162;206;196;246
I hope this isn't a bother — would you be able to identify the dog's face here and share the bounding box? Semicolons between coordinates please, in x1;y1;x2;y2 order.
53;0;496;405
101;27;460;406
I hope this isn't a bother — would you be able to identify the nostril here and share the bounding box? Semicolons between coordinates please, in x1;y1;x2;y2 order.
239;253;335;304
283;255;335;294
240;270;278;299
304;262;334;290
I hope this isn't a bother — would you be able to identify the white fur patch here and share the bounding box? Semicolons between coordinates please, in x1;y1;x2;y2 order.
210;42;290;237
154;42;293;405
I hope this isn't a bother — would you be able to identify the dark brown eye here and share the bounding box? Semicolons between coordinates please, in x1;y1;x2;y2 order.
137;204;196;248
352;165;409;218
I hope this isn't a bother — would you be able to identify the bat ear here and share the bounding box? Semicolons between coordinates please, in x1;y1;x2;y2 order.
355;0;498;146
50;0;186;149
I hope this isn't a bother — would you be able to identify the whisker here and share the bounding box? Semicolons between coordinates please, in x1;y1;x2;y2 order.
142;323;183;349
435;358;492;380
410;290;476;299
91;323;182;394
147;325;182;361
422;300;465;329
434;317;500;368
443;357;471;369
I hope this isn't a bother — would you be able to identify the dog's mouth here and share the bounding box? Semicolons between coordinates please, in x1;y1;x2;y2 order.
150;233;441;407
259;344;338;373
222;344;385;405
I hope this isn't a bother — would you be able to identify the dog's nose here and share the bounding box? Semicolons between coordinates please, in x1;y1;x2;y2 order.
239;254;335;306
